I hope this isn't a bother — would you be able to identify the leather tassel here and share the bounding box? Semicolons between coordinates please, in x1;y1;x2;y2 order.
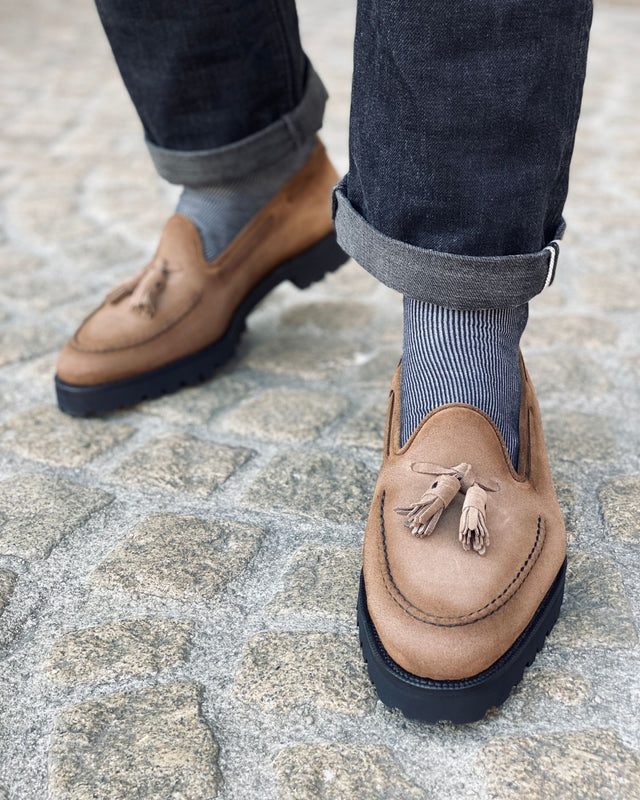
459;483;490;555
105;269;145;305
130;262;169;318
395;473;461;537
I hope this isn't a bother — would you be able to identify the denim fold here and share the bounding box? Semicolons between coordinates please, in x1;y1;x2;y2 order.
333;182;565;310
147;64;327;187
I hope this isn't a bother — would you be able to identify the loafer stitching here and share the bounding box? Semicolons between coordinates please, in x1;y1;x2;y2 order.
378;490;546;627
71;291;203;354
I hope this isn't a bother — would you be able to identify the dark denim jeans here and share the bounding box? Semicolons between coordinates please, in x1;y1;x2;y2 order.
94;0;592;309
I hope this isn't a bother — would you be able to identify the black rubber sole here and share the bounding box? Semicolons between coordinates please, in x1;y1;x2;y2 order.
56;231;349;417
357;558;566;724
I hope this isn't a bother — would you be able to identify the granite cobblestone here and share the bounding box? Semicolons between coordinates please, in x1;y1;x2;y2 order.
0;1;637;798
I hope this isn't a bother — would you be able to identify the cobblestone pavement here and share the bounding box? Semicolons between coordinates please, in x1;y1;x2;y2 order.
0;1;639;798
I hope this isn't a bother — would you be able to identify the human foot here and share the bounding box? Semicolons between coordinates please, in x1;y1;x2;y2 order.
401;298;528;466
358;358;566;722
55;140;348;416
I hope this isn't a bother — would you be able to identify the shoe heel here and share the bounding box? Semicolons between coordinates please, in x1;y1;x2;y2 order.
287;230;349;289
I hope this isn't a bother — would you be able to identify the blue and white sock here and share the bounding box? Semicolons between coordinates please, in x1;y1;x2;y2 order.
400;298;528;465
177;137;316;262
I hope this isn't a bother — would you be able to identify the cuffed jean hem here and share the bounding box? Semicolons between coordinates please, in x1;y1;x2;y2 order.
332;182;565;310
146;64;328;187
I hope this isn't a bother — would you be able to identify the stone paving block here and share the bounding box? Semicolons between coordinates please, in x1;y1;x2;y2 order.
481;729;640;799
241;335;361;381
279;301;374;332
323;260;380;296
555;480;578;542
221;388;348;443
47;618;193;685
0;405;134;467
0;271;87;311
0;473;113;559
352;350;401;385
0;324;64;366
0;567;17;617
273;743;428;800
139;374;258;426
522;315;618;349
268;544;361;622
511;668;592;707
581;273;640;311
0;246;40;278
543;411;618;463
93;513;264;601
552;552;637;649
112;432;252;496
337;401;387;451
598;475;640;543
245;450;376;522
48;682;221;800
9;185;96;245
233;632;376;714
526;352;611;399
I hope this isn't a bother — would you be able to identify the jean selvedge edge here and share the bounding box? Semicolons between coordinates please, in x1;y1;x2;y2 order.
332;180;566;311
146;62;327;187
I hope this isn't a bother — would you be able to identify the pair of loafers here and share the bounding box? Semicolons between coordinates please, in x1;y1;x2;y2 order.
54;141;566;723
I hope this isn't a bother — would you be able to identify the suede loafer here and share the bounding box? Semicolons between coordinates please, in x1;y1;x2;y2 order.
357;357;567;723
55;140;347;416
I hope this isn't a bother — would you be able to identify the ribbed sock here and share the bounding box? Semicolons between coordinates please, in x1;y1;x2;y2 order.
176;137;316;262
400;298;528;465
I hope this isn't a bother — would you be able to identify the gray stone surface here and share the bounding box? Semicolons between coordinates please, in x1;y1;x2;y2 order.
241;334;362;380
481;729;640;799
274;744;428;800
221;388;348;442
0;473;113;559
510;668;592;708
526;352;611;399
112;432;252;495
0;568;17;617
522;314;619;349
268;544;361;622
598;475;640;542
48;682;221;800
552;552;638;649
0;324;64;366
543;411;618;463
245;450;376;522
47;618;193;685
580;273;640;311
93;513;265;600
280;300;374;332
0;405;134;467
233;632;376;713
0;1;638;799
140;374;258;426
337;401;387;450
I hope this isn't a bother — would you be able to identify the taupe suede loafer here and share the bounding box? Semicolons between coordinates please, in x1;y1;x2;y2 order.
357;357;566;723
55;140;348;416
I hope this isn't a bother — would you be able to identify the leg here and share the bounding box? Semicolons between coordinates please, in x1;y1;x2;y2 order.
339;0;593;721
55;0;348;415
337;0;591;461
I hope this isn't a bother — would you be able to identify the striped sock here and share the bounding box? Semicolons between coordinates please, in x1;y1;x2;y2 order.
400;298;528;465
176;137;315;262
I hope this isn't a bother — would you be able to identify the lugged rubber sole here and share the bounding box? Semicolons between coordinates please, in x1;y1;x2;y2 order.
55;231;349;417
357;558;566;723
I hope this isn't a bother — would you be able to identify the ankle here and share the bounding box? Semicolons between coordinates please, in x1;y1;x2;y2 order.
176;137;316;261
400;298;527;464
